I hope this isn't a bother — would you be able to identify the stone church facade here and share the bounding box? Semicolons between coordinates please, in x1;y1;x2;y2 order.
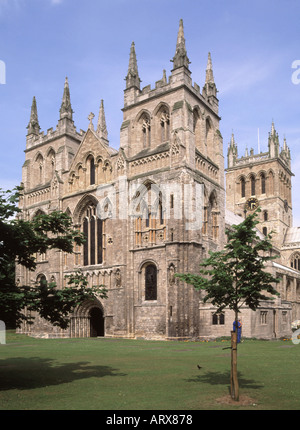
16;20;300;340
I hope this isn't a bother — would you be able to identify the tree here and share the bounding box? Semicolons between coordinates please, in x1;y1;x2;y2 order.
0;187;107;329
176;209;279;401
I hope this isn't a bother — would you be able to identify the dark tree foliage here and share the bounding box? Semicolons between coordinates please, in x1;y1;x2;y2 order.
0;187;107;328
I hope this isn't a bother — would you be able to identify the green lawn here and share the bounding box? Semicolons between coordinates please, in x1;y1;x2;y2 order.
0;331;299;410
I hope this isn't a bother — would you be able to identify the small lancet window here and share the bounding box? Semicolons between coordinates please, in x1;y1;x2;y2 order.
261;173;266;194
160;111;170;143
241;177;246;198
90;157;95;185
145;264;157;300
250;175;256;196
142;118;151;148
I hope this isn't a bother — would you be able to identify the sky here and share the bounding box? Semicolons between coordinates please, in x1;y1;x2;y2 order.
1;0;300;224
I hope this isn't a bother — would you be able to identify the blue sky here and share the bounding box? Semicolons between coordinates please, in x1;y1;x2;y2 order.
1;0;300;223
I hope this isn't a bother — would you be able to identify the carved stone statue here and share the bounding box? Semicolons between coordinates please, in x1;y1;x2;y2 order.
169;264;176;285
115;269;122;287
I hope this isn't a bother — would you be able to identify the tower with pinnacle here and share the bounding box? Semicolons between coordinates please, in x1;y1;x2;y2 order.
226;121;293;248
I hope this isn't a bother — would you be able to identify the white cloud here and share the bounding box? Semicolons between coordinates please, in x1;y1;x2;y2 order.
0;0;63;12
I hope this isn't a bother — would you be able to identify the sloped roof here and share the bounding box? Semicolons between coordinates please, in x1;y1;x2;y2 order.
273;261;299;275
225;209;264;239
283;227;300;245
225;209;244;226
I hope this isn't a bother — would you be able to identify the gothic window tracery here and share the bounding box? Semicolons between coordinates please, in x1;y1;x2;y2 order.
160;110;170;143
208;191;219;240
212;313;225;325
134;182;166;246
81;204;104;266
139;113;151;148
290;252;300;271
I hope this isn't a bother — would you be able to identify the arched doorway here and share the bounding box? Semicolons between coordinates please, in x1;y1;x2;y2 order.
70;299;105;338
90;307;104;337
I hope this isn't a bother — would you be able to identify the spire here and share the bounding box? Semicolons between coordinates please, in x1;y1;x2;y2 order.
203;52;217;100
171;19;190;70
205;52;215;84
27;96;40;136
268;120;279;158
59;77;73;120
229;132;237;152
270;120;276;137
269;120;279;142
125;42;141;90
280;135;291;166
227;132;238;167
97;99;109;144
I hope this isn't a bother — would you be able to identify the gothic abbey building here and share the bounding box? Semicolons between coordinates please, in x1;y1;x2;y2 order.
17;21;300;339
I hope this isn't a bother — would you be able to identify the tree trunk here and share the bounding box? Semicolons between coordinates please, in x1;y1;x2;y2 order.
230;329;239;401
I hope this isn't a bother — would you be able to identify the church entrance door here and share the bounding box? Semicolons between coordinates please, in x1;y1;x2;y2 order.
90;307;104;337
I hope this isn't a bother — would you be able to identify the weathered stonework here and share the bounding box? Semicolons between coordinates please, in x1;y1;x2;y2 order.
16;20;299;340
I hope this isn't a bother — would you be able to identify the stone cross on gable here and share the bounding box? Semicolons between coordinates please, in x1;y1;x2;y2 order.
88;112;95;130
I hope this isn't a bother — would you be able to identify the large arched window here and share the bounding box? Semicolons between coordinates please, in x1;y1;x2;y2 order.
145;264;157;300
82;204;103;266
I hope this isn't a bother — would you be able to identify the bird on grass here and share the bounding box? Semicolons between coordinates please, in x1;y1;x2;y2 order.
197;365;202;370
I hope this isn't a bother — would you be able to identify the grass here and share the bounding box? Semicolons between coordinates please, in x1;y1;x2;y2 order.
0;331;299;410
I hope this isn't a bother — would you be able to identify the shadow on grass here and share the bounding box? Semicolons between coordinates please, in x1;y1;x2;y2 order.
0;357;127;391
186;370;263;391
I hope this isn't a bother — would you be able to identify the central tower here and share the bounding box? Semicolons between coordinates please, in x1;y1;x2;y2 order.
226;122;293;247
